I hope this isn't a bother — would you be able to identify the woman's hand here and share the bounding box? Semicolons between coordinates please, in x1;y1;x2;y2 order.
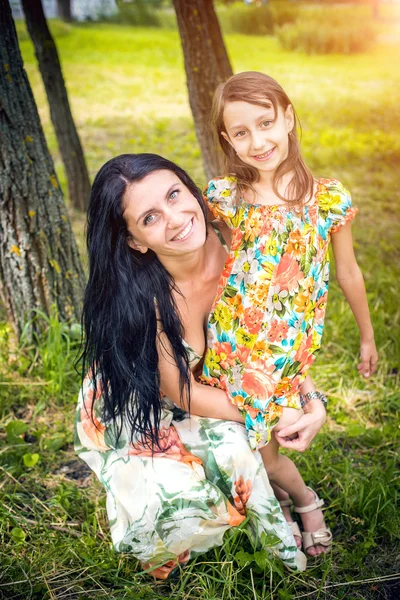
274;398;326;452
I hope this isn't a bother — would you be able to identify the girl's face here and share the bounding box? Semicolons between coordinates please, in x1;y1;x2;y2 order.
123;169;207;258
221;100;294;175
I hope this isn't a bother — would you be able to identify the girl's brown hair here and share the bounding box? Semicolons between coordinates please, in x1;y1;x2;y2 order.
211;71;314;206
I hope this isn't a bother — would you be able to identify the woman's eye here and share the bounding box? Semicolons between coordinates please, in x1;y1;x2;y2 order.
144;214;155;225
169;189;179;200
235;131;246;138
262;120;273;127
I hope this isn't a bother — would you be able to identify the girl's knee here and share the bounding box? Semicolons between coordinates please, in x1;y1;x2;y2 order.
259;442;280;477
275;407;303;433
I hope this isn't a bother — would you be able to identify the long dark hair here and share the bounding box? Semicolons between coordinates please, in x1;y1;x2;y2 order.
81;153;207;448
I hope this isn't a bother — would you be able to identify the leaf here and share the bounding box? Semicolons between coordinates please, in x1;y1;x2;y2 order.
43;435;67;452
254;549;270;570
80;535;96;547
10;527;26;543
23;453;40;468
6;420;29;444
32;584;47;594
234;549;253;567
232;317;240;332
281;360;301;378
260;531;282;547
307;244;317;262
222;285;238;299
207;430;225;443
268;344;287;355
274;358;287;372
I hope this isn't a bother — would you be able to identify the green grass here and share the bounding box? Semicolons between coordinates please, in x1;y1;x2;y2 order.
0;13;399;599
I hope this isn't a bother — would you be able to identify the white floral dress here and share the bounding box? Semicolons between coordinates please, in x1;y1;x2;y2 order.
75;231;307;578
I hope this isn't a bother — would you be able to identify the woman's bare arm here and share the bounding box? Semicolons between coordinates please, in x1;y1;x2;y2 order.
157;331;244;423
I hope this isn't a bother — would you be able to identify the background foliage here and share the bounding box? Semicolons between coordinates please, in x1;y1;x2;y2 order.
0;3;399;598
112;2;397;54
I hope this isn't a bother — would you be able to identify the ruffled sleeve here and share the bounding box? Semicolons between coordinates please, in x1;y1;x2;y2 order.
317;179;358;235
204;176;239;228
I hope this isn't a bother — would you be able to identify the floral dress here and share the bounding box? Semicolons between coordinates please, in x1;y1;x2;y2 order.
75;235;307;578
201;177;357;450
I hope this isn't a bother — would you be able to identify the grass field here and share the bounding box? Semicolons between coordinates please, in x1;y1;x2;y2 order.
1;9;400;600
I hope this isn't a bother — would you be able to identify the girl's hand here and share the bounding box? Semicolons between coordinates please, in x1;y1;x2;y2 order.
274;398;326;452
358;338;378;379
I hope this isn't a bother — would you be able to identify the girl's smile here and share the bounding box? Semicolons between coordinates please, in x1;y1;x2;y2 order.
252;147;276;161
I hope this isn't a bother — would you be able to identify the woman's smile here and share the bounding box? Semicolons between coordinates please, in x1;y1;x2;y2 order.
171;217;195;242
123;169;206;256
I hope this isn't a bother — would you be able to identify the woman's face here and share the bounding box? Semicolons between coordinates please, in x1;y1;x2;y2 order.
123;169;207;258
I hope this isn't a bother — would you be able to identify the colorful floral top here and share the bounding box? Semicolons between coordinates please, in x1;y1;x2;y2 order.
201;177;357;450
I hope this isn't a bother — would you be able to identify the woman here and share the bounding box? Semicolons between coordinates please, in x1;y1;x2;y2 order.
75;154;326;578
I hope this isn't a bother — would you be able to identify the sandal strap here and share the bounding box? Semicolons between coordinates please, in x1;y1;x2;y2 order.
289;521;301;539
302;528;332;551
294;498;324;514
279;499;292;507
293;486;325;514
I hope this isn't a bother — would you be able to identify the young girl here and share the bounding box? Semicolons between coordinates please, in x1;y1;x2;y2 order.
200;71;378;554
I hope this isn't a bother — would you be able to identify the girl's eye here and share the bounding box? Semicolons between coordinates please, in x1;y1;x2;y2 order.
262;120;273;127
144;213;156;226
235;131;246;138
169;189;179;200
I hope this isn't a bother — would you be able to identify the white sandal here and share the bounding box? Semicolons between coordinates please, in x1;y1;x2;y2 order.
293;487;332;554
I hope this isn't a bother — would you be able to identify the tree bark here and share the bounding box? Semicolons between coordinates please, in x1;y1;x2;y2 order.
172;0;233;180
21;0;91;211
56;0;72;23
0;0;85;338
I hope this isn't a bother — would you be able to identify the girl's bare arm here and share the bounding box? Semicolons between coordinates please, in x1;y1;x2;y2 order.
331;221;378;377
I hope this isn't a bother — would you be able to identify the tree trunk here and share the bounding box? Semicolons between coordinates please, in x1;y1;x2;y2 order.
172;0;233;180
21;0;91;211
56;0;72;23
0;0;85;339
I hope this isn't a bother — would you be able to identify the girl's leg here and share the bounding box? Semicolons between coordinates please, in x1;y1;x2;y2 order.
260;436;329;556
271;482;302;548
